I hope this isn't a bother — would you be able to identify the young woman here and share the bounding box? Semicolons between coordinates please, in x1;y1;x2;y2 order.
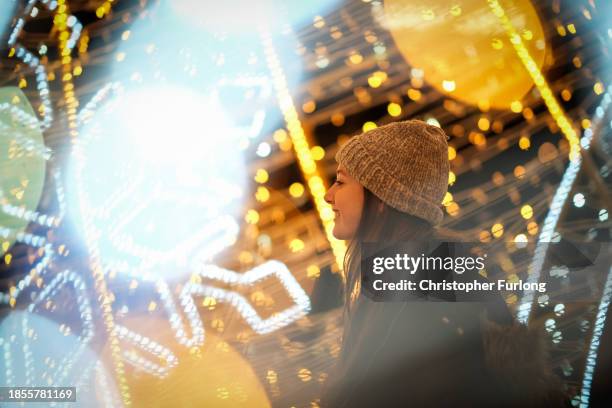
320;120;567;407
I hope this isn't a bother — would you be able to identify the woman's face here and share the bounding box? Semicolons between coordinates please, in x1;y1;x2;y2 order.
324;164;364;240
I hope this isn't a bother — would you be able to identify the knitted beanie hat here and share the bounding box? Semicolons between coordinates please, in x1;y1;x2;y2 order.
335;120;450;225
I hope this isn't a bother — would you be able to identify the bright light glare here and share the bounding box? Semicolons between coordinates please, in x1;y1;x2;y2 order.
113;0;293;141
70;84;246;277
116;86;234;164
171;0;342;31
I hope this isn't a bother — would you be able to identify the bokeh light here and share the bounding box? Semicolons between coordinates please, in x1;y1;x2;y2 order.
1;1;611;406
68;84;245;277
383;0;548;109
0;87;47;256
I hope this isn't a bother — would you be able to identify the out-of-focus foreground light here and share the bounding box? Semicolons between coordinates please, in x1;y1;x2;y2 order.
0;304;117;407
171;0;342;32
113;0;306;149
0;87;48;257
69;84;246;278
382;0;548;109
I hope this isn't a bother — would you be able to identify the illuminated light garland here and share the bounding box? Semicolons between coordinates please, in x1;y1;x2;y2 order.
24;270;94;386
260;27;346;277
71;109;132;406
53;167;67;218
114;324;178;379
73;80;252;386
113;260;310;362
0;103;51;159
157;277;205;347
54;0;82;139
71;165;132;405
0;270;94;387
75;81;244;278
95;361;123;407
1;203;56;227
0;337;13;386
105;210;239;272
1;179;63;229
122;349;174;378
0;242;53;307
0;169;65;305
517;84;612;324
96;0;115;19
487;0;581;162
6;0;67;130
0;242;54;306
62;13;130;405
113;273;205;350
97;265;219;376
72;360;99;402
71;245;205;362
190;218;240;264
184;260;311;335
579;266;612;407
76;82;117;123
4;254;51;299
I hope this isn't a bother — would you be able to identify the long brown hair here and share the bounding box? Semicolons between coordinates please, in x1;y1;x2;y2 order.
342;188;435;311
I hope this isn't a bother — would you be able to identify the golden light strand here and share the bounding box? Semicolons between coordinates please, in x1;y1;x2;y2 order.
488;0;581;162
260;27;347;280
54;0;78;138
96;0;115;19
54;1;131;405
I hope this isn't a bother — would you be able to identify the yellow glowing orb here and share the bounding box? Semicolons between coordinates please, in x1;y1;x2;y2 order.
0;87;46;255
101;316;271;407
383;0;547;109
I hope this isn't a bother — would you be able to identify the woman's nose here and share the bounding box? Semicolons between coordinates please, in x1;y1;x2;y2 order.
324;187;333;204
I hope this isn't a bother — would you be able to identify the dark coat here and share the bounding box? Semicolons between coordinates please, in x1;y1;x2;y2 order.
321;241;569;408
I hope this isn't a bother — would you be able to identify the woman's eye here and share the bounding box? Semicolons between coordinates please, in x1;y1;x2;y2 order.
334;178;343;185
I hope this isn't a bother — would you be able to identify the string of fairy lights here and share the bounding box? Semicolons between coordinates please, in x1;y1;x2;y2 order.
487;0;582;163
50;0;133;403
518;84;612;324
7;0;55;130
260;25;347;278
580;265;612;407
71;99;132;405
54;0;82;140
0;0;610;406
